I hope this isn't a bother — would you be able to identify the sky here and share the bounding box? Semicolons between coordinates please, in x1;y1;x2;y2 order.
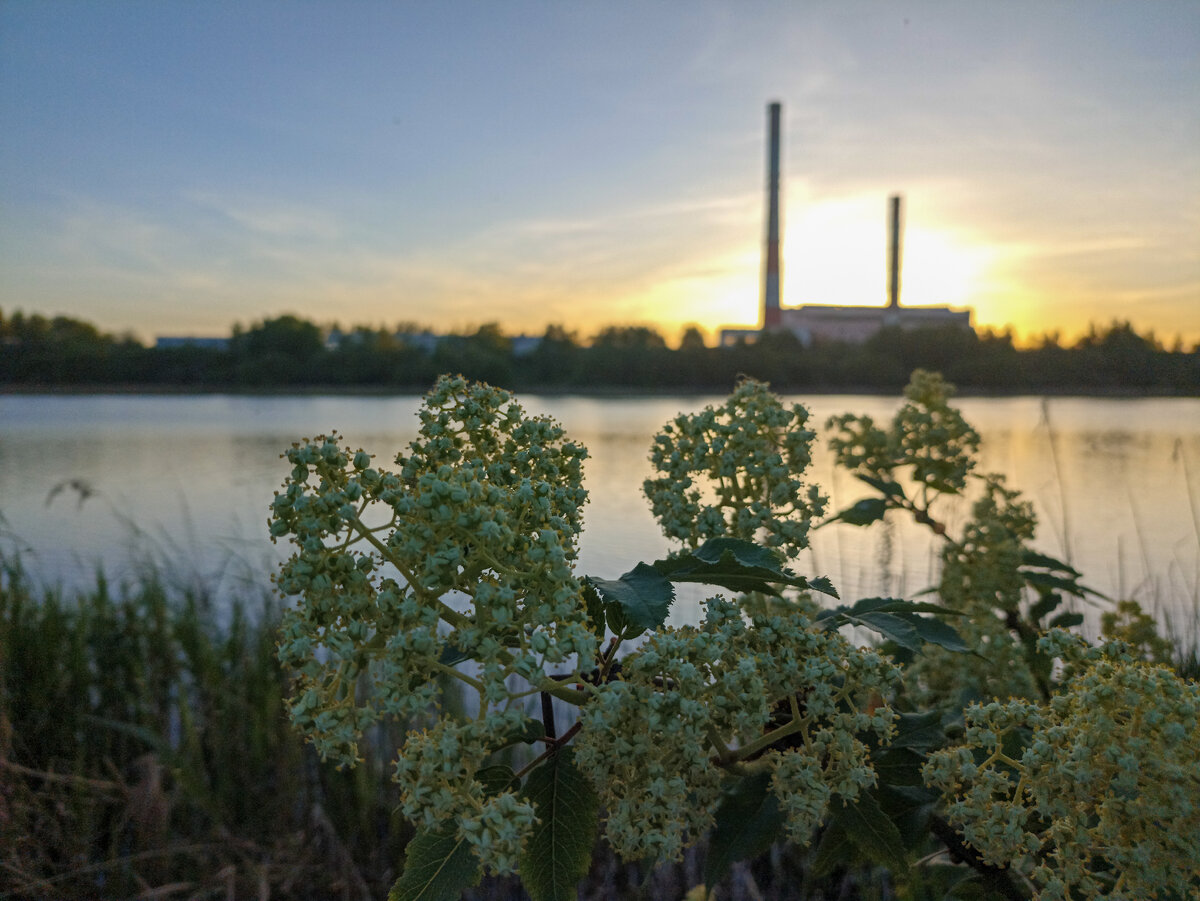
1;1;1198;347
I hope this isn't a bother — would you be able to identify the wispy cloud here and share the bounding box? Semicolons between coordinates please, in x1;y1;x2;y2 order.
184;191;343;241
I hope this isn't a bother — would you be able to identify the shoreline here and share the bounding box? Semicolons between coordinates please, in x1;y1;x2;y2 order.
1;382;1198;399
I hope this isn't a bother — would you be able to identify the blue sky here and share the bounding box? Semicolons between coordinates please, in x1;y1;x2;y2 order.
2;1;1197;344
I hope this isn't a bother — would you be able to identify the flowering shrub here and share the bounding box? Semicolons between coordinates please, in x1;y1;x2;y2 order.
272;373;1200;901
574;595;898;861
272;377;596;871
644;378;827;557
924;631;1200;899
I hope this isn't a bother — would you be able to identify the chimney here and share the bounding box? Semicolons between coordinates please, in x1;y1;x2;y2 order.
762;102;783;329
887;194;903;310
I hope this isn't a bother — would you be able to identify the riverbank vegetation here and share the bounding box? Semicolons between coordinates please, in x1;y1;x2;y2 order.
3;372;1197;900
2;308;1198;394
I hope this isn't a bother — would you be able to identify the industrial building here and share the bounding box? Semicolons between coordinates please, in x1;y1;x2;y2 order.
721;102;973;346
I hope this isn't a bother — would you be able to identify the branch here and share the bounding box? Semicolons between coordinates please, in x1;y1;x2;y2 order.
927;813;1028;901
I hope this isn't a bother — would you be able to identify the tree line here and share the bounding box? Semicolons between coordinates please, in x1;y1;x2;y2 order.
1;307;1197;394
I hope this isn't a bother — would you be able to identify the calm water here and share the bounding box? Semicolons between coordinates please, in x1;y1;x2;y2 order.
1;393;1198;637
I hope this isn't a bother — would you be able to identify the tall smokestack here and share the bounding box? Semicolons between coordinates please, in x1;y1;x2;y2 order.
762;101;782;329
887;194;903;310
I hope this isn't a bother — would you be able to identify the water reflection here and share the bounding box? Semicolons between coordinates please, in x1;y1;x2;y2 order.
1;393;1197;639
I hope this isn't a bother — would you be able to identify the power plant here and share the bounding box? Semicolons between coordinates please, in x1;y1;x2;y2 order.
722;102;973;346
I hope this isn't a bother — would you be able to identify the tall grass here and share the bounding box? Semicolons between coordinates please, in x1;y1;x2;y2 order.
0;554;407;900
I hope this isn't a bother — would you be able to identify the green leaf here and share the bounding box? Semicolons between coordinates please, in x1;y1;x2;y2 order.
873;747;929;787
854;473;906;499
1027;591;1062;623
693;537;784;569
817;599;969;654
888;710;946;753
1049;611;1085;629
652;537;838;598
808;575;839;599
828;791;907;873
1021;569;1086;596
907;616;971;653
704;772;784;890
586;563;675;633
489;717;546;753
438;644;470;667
848;612;922;653
1020;549;1080;577
388;766;515;901
582;580;606;637
809;820;854;878
388;825;479;901
848;597;962;617
832;497;889;527
519;748;599;901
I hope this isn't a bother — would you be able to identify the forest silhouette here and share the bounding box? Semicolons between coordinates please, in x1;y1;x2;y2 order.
2;309;1197;394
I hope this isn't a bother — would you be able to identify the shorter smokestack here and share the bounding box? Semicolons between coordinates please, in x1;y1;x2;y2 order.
887;194;903;310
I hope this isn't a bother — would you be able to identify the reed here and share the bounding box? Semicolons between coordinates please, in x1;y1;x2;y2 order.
0;553;407;900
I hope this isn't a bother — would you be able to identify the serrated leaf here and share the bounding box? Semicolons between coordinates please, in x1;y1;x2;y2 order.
1020;549;1080;577
582;580;606;637
387;824;478;901
1027;591;1062;623
876;785;938;852
437;644;472;667
1049;611;1085;629
1021;570;1085;595
855;473;907;499
849;597;962;617
586;564;674;633
829;792;907;872
692;537;784;569
888;710;946;752
873;747;929;787
388;766;515;901
832;497;889;527
704;772;784;890
908;616;971;653
808;575;839;599
652;538;838;598
519;748;599;901
489;717;546;753
809;820;854;878
849;611;922;653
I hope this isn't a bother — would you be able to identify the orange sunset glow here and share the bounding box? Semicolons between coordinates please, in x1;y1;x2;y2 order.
1;2;1197;347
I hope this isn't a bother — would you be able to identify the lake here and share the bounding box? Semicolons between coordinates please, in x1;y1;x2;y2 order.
1;392;1198;640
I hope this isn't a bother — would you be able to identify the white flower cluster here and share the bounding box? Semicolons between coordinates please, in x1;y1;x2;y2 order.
270;376;598;872
392;713;536;872
827;369;980;499
574;596;899;861
908;476;1042;705
923;631;1200;900
826;370;1047;704
643;379;827;558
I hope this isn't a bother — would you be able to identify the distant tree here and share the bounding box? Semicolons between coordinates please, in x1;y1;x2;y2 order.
517;324;582;387
679;325;707;351
432;324;514;387
589;325;668;349
231;315;325;384
585;325;671;386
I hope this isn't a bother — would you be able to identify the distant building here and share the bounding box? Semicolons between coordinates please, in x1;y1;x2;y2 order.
511;334;542;357
396;330;441;353
721;103;973;347
155;336;230;350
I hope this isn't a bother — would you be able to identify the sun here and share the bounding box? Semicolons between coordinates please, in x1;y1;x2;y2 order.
781;195;994;311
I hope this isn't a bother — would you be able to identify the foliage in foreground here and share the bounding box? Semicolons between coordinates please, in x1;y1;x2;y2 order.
0;564;408;899
271;372;1199;901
